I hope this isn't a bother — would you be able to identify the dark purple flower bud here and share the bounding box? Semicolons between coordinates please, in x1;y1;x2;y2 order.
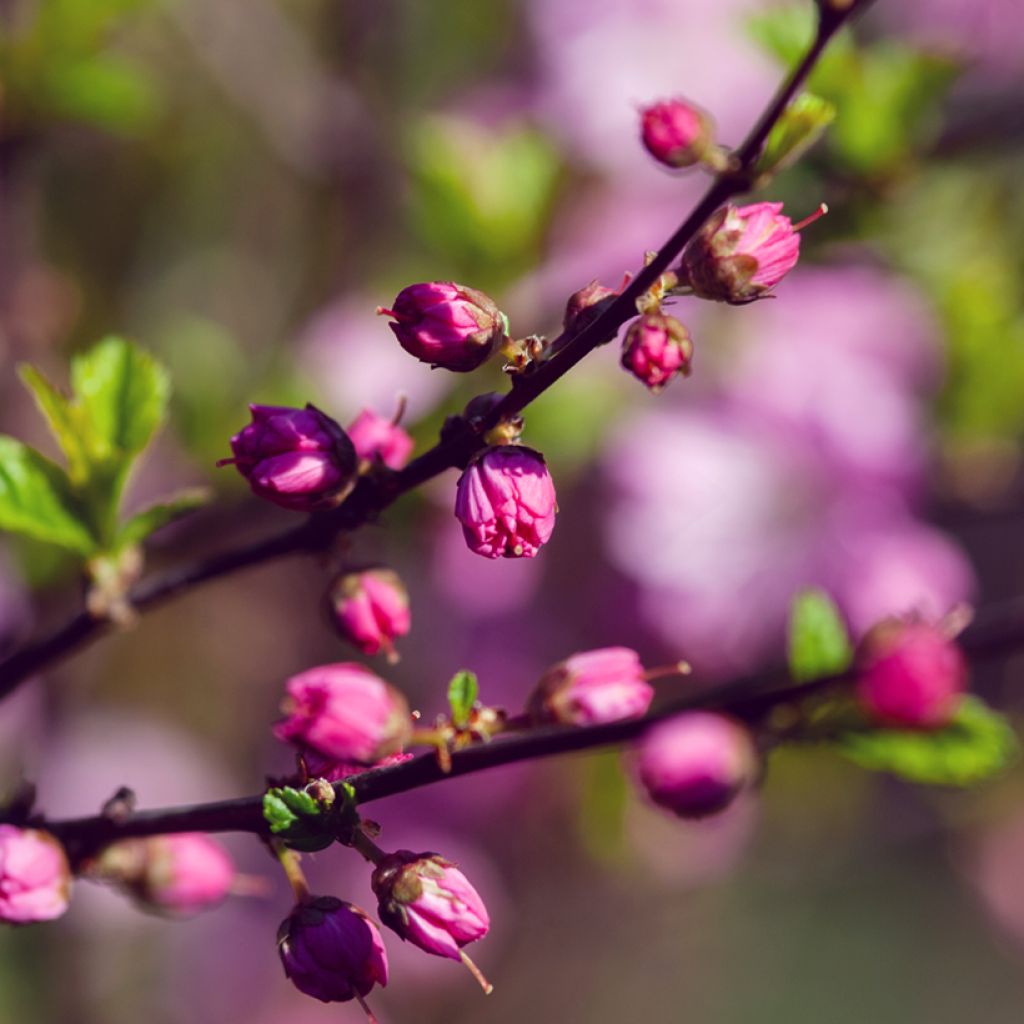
454;446;557;559
222;404;357;512
278;897;389;1004
621;313;693;391
378;282;507;372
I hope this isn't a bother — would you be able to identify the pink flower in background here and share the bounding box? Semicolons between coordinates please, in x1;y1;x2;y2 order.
527;647;653;726
347;408;415;469
455;446;558;559
327;569;411;660
274;663;412;764
0;825;71;923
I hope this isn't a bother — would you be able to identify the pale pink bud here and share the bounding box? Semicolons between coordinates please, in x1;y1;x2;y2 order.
0;825;71;924
222;404;357;511
527;647;653;726
278;897;389;1004
640;98;714;169
93;833;234;916
682;202;808;303
378;282;507;372
563;279;618;333
454;445;557;559
856;619;967;728
634;712;758;819
372;851;489;961
327;569;411;659
346;408;415;470
274;663;412;764
621;313;693;391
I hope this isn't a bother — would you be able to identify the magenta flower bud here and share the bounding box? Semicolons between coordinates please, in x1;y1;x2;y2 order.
223;404;358;511
278;897;389;1004
454;445;557;559
640;98;715;169
378;282;507;372
621;313;693;391
681;202;810;303
634;712;758;819
0;825;71;924
527;647;653;726
372;851;489;961
346;408;415;470
273;663;412;764
93;834;234;916
856;619;967;729
327;569;411;660
563;279;618;333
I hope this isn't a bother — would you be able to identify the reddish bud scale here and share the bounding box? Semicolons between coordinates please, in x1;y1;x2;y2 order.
640;98;714;169
621;313;693;391
0;825;71;924
563;280;619;333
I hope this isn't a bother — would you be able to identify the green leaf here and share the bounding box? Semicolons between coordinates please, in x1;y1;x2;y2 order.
787;588;853;683
447;670;479;729
838;697;1019;786
0;436;96;553
756;92;836;177
71;336;170;461
262;786;334;852
17;365;89;483
116;487;210;549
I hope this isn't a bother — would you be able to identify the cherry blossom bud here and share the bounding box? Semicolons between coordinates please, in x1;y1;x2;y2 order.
378;282;507;372
0;825;71;924
621;313;693;391
274;663;412;764
300;750;414;784
346;408;415;470
454;446;557;559
222;404;357;511
92;833;234;916
527;647;653;726
681;202;817;303
856;619;967;728
371;850;491;990
278;897;389;1004
327;569;411;660
563;280;618;333
640;98;715;169
634;713;758;819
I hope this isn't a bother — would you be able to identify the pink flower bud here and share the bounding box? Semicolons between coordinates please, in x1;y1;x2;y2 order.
856;619;967;728
563;280;618;333
222;404;357;511
300;750;414;783
278;897;389;1004
634;713;758;819
346;408;415;470
0;825;71;924
454;445;557;559
93;833;234;916
274;663;412;764
378;282;507;372
621;313;693;391
327;569;411;660
371;850;489;961
640;98;714;169
681;202;806;303
527;647;653;726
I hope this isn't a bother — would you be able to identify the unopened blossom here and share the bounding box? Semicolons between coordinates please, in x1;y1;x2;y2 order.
856;618;967;728
563;279;618;333
378;282;507;372
527;647;653;726
621;313;693;390
274;663;412;764
681;202;810;303
640;98;715;169
346;408;415;470
327;569;411;659
372;850;491;989
222;404;357;511
634;712;758;819
455;446;557;559
300;750;414;784
278;897;389;1004
91;833;234;916
0;825;71;924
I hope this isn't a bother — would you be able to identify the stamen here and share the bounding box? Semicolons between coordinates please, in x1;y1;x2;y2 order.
792;203;828;233
356;992;381;1024
459;949;494;994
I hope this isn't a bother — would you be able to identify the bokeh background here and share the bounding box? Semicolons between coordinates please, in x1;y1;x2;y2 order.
3;0;1024;1021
